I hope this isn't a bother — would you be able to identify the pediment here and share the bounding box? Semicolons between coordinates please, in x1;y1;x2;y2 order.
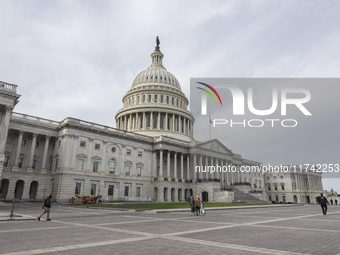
195;139;233;155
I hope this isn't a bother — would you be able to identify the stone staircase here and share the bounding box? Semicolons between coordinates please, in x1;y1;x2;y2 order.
232;187;269;203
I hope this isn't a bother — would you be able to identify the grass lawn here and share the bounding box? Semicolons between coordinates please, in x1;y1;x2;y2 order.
67;202;270;210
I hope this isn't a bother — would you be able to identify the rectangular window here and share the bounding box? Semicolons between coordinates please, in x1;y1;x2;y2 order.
3;156;9;167
275;196;279;202
109;160;115;174
32;159;37;169
124;186;129;196
143;95;145;103
125;165;130;176
147;116;150;128
268;196;272;201
282;196;286;202
275;186;278;190
160;95;163;103
137;96;140;104
95;144;100;150
80;141;86;147
49;159;53;171
137;167;141;177
93;161;99;172
127;149;131;155
75;183;81;195
155;95;157;103
281;185;285;190
108;185;114;196
55;159;59;170
166;96;169;104
91;183;97;195
148;95;151;102
136;187;141;197
172;97;174;105
138;151;142;157
36;142;39;148
18;157;23;168
78;159;84;171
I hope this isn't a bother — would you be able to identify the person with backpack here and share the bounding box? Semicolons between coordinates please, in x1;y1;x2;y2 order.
319;193;329;215
37;195;52;221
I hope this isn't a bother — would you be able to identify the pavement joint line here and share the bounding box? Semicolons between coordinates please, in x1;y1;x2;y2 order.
0;236;155;255
250;224;340;233
163;236;309;255
0;225;80;233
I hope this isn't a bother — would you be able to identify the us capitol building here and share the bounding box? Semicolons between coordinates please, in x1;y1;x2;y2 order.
0;38;323;203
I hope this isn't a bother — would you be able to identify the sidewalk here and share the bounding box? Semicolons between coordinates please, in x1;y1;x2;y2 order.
0;212;37;221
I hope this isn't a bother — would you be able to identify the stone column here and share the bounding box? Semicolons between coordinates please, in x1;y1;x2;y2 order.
205;156;209;179
27;133;38;172
135;113;139;131
174;152;177;179
194;154;198;180
180;153;184;180
13;130;25;169
165;113;168;131
124;115;127;130
167;150;171;179
198;154;202;180
41;135;51;173
159;149;163;179
157;112;160;130
150;112;153;130
153;151;157;178
0;107;13;175
186;154;190;181
143;112;146;130
179;116;182;133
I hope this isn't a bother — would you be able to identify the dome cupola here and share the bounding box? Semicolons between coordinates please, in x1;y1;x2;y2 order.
115;37;194;142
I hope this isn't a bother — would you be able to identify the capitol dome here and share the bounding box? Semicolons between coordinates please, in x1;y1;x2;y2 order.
115;37;194;141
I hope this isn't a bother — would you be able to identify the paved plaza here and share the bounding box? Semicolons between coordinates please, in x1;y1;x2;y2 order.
0;203;340;255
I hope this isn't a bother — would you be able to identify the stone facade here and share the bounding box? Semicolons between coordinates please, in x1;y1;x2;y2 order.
264;167;323;203
0;40;323;203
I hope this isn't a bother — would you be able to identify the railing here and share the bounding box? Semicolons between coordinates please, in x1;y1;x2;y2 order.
0;81;18;93
61;118;154;141
11;112;60;127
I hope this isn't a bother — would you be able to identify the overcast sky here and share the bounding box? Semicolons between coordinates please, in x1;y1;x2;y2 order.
1;0;339;192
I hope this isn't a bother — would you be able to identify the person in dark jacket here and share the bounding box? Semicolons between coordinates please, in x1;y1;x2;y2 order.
189;195;195;216
37;195;52;221
319;193;329;215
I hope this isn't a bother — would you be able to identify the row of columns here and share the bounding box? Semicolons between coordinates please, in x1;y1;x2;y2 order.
155;149;191;181
295;173;322;191
194;154;242;186
8;130;51;172
117;111;192;136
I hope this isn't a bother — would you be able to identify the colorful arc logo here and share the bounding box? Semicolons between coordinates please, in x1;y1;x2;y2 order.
196;82;222;106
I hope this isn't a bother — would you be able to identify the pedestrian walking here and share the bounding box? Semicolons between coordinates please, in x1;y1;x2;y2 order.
38;195;52;221
330;199;333;205
319;193;329;215
335;199;338;205
189;195;195;216
200;201;205;216
195;196;201;216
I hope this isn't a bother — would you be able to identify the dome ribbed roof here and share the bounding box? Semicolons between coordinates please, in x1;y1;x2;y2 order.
132;66;181;89
131;39;181;89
